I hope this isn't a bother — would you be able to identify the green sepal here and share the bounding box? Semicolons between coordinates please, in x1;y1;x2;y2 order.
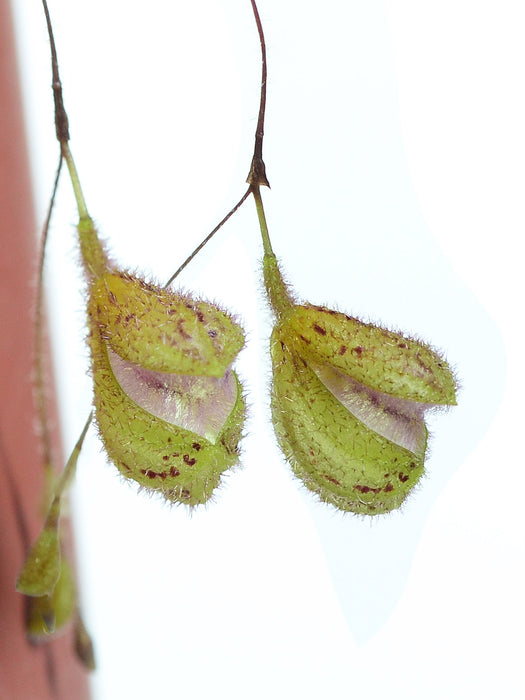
270;332;425;515
282;305;457;405
89;272;245;377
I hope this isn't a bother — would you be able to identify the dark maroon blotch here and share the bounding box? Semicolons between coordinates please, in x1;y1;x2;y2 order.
322;474;341;487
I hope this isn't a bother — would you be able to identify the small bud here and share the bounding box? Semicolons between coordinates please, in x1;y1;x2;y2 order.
24;559;76;643
86;269;246;506
265;257;457;515
16;414;91;596
16;498;60;597
73;614;96;671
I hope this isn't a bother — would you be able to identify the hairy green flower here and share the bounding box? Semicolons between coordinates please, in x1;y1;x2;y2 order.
81;219;246;506
264;254;457;515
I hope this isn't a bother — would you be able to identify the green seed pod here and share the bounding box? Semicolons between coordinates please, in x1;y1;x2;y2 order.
264;255;457;515
86;269;246;506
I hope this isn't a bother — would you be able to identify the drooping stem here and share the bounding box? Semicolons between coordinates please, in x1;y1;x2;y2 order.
252;185;294;318
164;187;252;286
166;0;272;284
42;0;84;217
36;2;104;478
42;0;109;283
251;185;273;257
246;1;294;318
34;153;63;477
61;143;89;221
247;0;270;190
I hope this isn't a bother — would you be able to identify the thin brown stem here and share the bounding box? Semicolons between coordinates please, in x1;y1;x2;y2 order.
166;0;271;283
164;187;252;286
35;153;63;475
42;0;89;218
41;0;69;144
247;0;270;189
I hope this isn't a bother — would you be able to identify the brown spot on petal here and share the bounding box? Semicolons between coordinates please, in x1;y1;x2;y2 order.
339;345;347;356
398;472;409;483
177;319;191;339
354;484;381;495
192;443;202;451
169;466;180;478
313;324;327;336
352;346;364;356
183;455;196;466
384;482;394;492
313;305;337;315
141;469;157;480
322;474;341;486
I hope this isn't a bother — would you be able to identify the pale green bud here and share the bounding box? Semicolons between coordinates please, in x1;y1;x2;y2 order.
16;497;60;598
24;559;76;642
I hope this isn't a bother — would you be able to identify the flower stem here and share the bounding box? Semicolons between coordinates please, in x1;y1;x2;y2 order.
61;143;89;221
252;185;294;318
251;185;273;257
42;0;109;279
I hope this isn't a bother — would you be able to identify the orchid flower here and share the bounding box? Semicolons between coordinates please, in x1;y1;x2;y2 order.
253;190;456;515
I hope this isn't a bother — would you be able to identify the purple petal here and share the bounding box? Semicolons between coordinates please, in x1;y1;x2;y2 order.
311;362;435;455
107;347;237;443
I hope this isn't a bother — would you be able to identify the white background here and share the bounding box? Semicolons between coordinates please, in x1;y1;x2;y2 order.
13;0;524;698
